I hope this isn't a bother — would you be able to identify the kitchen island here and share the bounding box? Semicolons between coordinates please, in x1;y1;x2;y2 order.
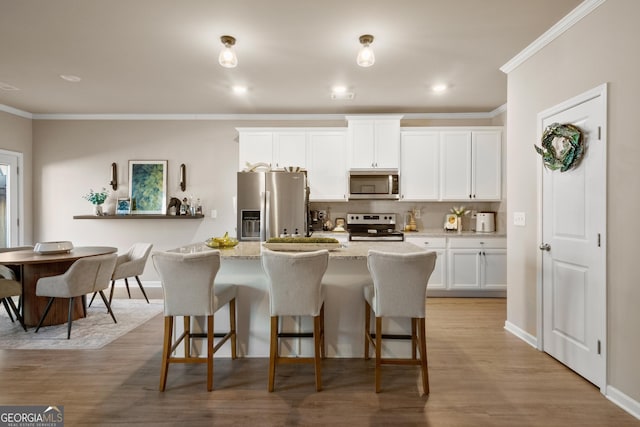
171;241;424;358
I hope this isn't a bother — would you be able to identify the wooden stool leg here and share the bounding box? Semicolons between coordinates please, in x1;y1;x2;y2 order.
207;315;214;391
375;316;382;393
268;316;278;392
313;314;323;391
184;316;191;358
319;303;325;359
419;318;430;395
229;298;237;359
364;300;371;360
159;316;173;391
411;318;417;360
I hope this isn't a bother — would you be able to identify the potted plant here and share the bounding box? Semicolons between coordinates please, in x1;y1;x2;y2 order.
83;188;109;215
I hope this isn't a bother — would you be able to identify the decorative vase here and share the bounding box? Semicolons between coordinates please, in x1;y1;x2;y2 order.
93;204;103;216
456;216;462;234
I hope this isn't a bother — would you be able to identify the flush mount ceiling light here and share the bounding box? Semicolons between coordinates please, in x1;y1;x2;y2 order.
331;86;355;100
218;35;238;68
232;85;247;94
59;74;81;82
357;34;375;67
432;83;448;93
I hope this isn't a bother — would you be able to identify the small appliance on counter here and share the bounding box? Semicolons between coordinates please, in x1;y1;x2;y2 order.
475;212;496;233
347;213;404;241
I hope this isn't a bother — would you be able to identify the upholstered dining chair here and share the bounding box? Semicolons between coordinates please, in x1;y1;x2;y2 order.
35;253;117;339
89;242;152;308
0;278;27;331
364;249;437;394
261;248;329;392
152;250;237;392
0;246;33;331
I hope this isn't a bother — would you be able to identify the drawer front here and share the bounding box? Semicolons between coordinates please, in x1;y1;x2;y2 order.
448;237;506;249
405;237;447;249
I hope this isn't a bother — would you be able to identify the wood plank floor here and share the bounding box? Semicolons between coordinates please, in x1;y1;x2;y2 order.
1;296;637;426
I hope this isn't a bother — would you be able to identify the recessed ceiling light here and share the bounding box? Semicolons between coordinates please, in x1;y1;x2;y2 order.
0;81;20;91
332;86;347;94
432;84;448;93
60;74;82;82
232;85;247;94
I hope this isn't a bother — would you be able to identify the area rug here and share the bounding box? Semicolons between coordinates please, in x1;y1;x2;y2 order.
0;299;163;350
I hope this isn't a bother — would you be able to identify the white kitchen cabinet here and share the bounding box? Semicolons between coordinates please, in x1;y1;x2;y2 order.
307;130;348;201
238;131;273;170
447;238;506;290
347;116;402;169
399;131;440;200
238;129;307;171
405;237;446;289
440;129;502;201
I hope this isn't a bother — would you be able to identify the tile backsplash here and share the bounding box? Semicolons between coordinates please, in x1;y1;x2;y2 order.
310;200;506;233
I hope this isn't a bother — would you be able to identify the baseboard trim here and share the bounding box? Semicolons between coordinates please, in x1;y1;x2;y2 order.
606;386;640;420
504;321;538;348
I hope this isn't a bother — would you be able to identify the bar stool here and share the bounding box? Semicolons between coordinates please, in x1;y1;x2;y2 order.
261;248;329;392
364;249;437;394
152;250;237;392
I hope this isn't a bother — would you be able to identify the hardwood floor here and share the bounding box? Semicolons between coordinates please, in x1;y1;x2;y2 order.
0;296;637;426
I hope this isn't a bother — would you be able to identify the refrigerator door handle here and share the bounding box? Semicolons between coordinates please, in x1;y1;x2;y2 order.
261;190;270;241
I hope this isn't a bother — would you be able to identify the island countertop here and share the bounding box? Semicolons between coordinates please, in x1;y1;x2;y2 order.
172;241;426;260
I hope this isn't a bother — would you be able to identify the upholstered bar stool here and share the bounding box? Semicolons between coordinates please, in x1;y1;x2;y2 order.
152;250;237;392
364;250;437;394
261;248;329;392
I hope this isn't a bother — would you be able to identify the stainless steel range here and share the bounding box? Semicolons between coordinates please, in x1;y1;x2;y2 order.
347;213;405;241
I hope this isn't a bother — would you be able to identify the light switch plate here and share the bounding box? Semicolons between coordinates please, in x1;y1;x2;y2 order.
513;212;526;226
210;209;217;219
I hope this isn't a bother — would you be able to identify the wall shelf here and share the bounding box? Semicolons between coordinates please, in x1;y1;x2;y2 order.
73;214;205;220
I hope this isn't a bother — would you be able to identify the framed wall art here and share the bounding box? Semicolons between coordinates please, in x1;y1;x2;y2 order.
116;197;131;215
128;160;167;214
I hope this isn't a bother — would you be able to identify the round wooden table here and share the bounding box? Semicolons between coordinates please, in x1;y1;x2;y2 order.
0;246;117;326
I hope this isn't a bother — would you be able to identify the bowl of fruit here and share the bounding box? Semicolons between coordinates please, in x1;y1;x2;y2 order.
206;232;239;249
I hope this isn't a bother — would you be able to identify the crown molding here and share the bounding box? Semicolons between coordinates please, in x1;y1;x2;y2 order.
1;110;508;121
500;0;607;74
0;104;33;119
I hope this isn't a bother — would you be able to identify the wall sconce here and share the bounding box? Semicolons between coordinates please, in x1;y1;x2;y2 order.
179;163;186;191
109;162;118;190
218;35;238;68
357;34;375;67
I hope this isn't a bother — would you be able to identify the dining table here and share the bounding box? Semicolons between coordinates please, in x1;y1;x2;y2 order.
0;246;117;327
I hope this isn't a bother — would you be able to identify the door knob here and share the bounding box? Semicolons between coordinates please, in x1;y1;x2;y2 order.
539;243;551;251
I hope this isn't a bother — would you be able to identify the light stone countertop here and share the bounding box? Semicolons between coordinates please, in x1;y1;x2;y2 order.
171;241;426;261
313;229;506;238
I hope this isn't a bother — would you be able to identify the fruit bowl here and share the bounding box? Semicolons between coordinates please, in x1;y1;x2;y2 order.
34;241;74;254
205;237;239;249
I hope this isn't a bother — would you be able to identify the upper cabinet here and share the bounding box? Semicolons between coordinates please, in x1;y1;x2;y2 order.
400;130;440;201
440;129;502;201
238;129;307;171
307;130;348;201
347;116;402;169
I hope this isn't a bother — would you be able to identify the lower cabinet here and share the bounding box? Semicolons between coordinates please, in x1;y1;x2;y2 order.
404;237;446;290
407;236;506;294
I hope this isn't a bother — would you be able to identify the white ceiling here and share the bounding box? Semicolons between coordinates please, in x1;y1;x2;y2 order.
0;0;582;115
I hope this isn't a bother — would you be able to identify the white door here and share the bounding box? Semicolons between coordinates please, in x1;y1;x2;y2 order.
400;131;440;200
440;131;472;200
472;130;502;200
539;86;606;389
307;131;347;201
0;151;21;247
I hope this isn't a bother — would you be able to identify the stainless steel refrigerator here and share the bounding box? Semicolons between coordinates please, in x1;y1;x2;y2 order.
237;171;309;241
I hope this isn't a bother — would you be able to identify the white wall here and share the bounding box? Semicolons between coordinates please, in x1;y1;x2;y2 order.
506;0;640;403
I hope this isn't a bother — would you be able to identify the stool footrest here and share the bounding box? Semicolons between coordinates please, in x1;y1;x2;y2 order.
369;333;412;340
278;332;314;338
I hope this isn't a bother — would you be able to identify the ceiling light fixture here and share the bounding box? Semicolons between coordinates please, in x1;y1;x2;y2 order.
432;83;448;93
218;35;238;68
357;34;375;67
232;85;247;94
60;74;81;82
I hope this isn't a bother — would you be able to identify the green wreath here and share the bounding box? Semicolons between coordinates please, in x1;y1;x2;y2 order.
534;122;584;172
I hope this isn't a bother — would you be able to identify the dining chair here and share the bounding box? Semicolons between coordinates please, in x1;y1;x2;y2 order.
89;242;152;307
0;246;33;331
35;253;118;339
152;250;237;392
364;249;437;394
261;248;329;392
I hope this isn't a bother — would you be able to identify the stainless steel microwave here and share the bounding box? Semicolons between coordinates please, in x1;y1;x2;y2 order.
348;170;400;200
